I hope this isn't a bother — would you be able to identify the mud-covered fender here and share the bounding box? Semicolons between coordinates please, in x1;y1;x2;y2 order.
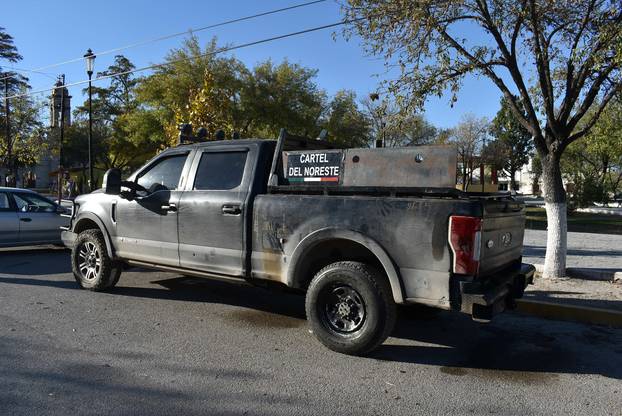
287;228;405;304
72;212;115;258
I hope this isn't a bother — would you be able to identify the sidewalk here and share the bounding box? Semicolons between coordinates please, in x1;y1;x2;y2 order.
523;277;622;312
517;277;622;328
517;230;622;327
523;229;622;278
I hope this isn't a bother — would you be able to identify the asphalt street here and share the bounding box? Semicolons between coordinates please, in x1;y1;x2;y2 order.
1;247;621;415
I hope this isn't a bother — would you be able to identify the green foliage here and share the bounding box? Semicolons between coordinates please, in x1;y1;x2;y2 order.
563;99;622;206
489;96;534;189
361;96;436;147
132;36;371;151
0;26;22;64
0;81;46;170
321;90;370;148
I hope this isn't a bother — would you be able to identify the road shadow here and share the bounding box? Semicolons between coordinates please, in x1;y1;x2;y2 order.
0;331;306;415
112;276;307;322
0;249;72;275
374;307;622;380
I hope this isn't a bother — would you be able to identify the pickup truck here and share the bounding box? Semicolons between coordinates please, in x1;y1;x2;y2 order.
61;129;534;355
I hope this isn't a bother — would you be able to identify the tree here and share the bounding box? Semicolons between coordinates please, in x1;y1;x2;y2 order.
0;26;30;180
362;96;437;147
321;90;370;147
345;1;622;278
450;114;489;190
0;85;47;173
71;55;149;173
490;97;534;190
137;37;249;146
562;98;622;206
241;59;325;138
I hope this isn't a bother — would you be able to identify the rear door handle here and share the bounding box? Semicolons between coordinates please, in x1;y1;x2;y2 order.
20;218;32;222
222;204;241;216
161;203;177;212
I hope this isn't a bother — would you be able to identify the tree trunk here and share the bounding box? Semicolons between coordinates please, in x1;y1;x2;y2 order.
509;168;517;191
540;152;567;278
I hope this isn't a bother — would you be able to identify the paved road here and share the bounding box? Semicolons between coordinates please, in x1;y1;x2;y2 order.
523;229;622;270
1;248;621;415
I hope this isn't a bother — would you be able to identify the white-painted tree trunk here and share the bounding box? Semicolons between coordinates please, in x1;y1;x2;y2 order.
543;201;567;278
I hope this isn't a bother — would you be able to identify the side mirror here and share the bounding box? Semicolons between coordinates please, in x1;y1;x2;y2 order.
103;168;122;195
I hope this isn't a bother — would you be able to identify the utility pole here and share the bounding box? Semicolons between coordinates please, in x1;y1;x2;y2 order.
57;75;66;204
4;75;11;186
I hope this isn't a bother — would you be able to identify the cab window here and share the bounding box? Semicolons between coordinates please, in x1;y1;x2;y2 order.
137;154;188;192
193;151;247;190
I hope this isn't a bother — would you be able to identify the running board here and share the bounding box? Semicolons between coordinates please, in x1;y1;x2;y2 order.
125;260;249;285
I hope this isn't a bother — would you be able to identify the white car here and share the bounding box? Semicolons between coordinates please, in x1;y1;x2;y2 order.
0;187;70;247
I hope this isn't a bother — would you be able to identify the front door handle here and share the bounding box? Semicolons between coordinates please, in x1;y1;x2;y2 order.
161;203;177;212
222;204;241;216
20;218;32;222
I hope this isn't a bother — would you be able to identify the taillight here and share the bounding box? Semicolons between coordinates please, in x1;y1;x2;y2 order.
448;216;482;275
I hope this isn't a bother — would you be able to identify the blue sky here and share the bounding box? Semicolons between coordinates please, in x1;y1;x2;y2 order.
3;0;502;129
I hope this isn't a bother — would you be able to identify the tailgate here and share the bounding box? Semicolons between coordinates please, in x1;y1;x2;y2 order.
478;200;525;276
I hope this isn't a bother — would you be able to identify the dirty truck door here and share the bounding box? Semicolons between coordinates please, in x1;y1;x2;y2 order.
177;147;251;277
114;152;191;266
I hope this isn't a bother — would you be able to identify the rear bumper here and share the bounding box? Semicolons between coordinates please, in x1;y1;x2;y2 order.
61;230;77;249
459;263;535;321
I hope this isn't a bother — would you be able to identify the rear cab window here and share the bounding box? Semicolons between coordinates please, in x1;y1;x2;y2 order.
193;151;248;191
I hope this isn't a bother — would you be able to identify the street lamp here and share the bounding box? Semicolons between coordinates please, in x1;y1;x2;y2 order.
84;48;96;191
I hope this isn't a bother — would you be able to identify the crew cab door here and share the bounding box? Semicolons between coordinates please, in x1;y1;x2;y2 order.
114;150;192;266
177;146;253;277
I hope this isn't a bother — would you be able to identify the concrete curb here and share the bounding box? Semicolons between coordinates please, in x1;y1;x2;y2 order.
533;263;622;282
516;299;622;328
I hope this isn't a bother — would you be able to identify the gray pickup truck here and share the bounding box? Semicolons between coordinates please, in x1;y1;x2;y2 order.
61;129;534;355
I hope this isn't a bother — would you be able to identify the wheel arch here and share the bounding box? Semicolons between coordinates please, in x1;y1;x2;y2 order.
287;228;404;304
73;213;114;258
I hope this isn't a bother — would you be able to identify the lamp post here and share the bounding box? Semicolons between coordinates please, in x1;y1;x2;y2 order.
84;48;96;191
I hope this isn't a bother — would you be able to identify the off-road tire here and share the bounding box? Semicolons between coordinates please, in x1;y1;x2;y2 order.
72;229;122;291
305;261;396;355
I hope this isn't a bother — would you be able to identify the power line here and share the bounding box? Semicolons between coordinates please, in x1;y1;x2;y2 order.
1;65;57;80
0;0;328;83
5;18;359;101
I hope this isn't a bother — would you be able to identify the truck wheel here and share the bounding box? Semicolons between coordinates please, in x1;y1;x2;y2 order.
305;261;396;355
71;229;122;291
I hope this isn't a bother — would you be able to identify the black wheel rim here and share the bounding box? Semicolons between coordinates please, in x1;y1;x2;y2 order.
77;241;101;281
321;284;366;333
